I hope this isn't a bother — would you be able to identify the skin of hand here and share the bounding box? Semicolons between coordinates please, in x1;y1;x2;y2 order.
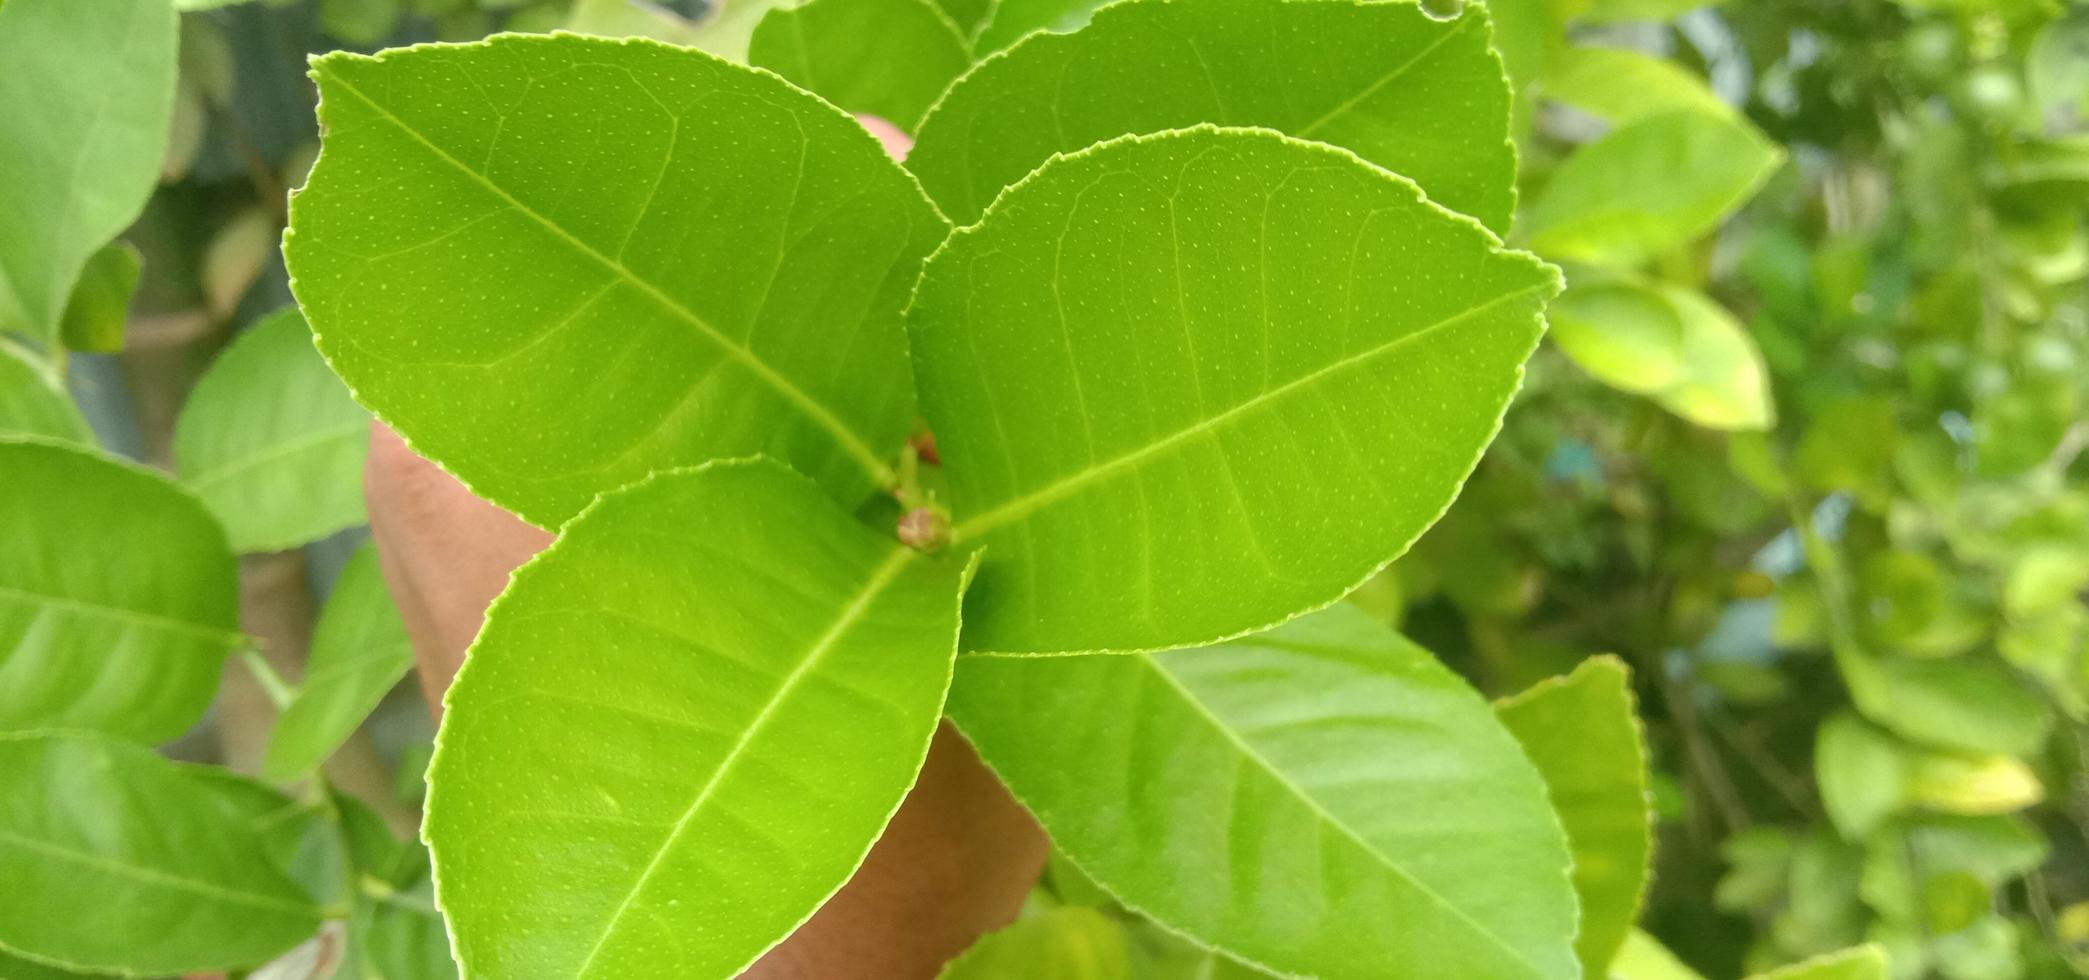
361;100;1045;980
366;424;1050;979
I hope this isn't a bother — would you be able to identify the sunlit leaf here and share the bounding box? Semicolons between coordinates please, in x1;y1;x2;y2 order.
427;460;976;977
0;345;90;445
1751;944;1890;980
946;604;1580;979
1496;655;1652;977
173;308;370;553
1547;279;1773;430
285;33;945;527
907;0;1519;230
0;732;321;974
1902;751;2043;816
1609;929;1703;980
1575;0;1710;24
1523;110;1782;267
1543;45;1733;124
0;0;175;342
913;127;1555;655
566;0;790;62
749;0;973;131
263;543;413;781
0;438;239;742
939;907;1132;979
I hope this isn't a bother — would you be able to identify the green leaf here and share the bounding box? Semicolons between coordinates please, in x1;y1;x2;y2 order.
566;0;790;62
912;127;1555;655
284;33;946;528
0;0;175;342
1523;110;1782;267
0;438;240;742
939;907;1133;979
57;242;140;354
906;0;1519;230
0;951;114;980
173;308;371;553
263;543;413;781
0;346;90;445
970;0;1107;55
425;459;977;978
1750;944;1890;980
1838;651;2053;756
1609;930;1704;980
1575;0;1710;24
1901;751;2043;816
1548;279;1774;430
945;604;1580;979
1542;45;1734;124
1815;712;1906;838
0;733;321;974
749;0;973;131
1495;655;1652;977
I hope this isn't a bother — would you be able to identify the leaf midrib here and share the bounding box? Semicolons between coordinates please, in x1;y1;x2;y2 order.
570;544;918;977
0;827;315;917
181;419;367;492
949;280;1550;543
0;585;244;646
321;73;899;491
1137;653;1551;979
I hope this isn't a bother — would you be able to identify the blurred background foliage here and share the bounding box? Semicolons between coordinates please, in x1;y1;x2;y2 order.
2;0;2085;976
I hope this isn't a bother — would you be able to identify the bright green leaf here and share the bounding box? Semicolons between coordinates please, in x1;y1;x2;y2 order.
0;0;175;342
0;345;90;445
173;308;370;553
1609;929;1704;980
1902;751;2043;816
913;127;1555;655
263;543;412;781
1750;944;1890;980
1496;655;1652;977
1815;712;1906;838
907;0;1519;230
57;242;139;354
1522;110;1782;267
749;0;973;131
970;0;1107;54
0;438;240;742
1549;279;1773;431
1543;45;1734;124
939;907;1133;979
426;459;976;978
1576;0;1711;24
0;732;321;974
946;604;1580;979
284;33;946;528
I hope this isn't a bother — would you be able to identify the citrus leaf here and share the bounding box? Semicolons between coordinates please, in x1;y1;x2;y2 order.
1496;655;1653;977
1838;651;2052;756
970;0;1107;54
938;907;1133;979
1576;0;1710;24
263;543;413;781
57;242;140;354
912;127;1555;655
1815;712;1906;838
0;438;239;742
749;0;973;131
426;459;977;978
0;732;321;974
1542;45;1734;124
284;33;946;527
1548;279;1773;431
1609;929;1705;980
1523;109;1782;267
907;0;1518;230
0;0;175;342
1750;944;1890;980
566;0;790;62
0;346;90;445
945;604;1580;979
173;308;370;553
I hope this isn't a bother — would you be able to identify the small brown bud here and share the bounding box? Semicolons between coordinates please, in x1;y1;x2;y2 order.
897;506;950;552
